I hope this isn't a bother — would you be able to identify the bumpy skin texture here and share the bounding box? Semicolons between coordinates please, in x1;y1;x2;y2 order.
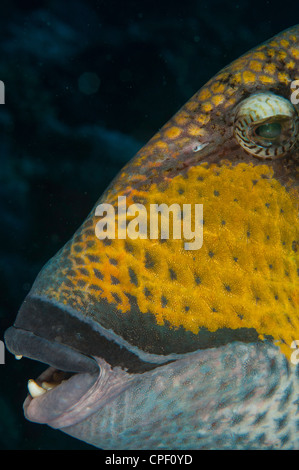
29;26;298;357
63;343;299;450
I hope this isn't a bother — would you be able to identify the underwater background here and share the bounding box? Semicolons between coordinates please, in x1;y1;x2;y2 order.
0;0;297;450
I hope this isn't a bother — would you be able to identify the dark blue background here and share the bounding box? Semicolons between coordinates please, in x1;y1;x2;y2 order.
0;0;297;450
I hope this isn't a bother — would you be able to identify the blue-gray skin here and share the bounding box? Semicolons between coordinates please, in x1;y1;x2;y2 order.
61;343;299;450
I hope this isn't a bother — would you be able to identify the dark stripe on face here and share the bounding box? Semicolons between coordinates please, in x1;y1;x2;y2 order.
6;296;168;373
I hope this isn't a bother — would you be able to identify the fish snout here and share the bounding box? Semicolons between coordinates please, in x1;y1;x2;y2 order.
4;297;99;375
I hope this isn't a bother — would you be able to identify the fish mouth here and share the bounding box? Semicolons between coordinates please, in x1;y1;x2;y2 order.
4;325;101;426
21;358;133;430
4;296;163;428
4;325;137;429
23;366;99;427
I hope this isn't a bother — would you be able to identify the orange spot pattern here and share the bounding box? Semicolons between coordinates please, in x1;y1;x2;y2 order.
34;26;299;357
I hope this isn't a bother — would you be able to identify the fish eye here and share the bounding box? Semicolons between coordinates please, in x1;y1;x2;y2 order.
234;92;298;159
254;121;282;139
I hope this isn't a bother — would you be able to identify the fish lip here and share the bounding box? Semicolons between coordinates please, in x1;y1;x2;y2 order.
4;323;108;427
7;295;173;372
23;365;99;427
4;315;138;429
4;326;103;426
4;326;99;374
3;295;170;428
23;357;134;429
4;327;132;428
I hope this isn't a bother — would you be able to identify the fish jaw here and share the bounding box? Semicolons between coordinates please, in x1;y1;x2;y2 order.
7;332;299;449
61;342;298;450
23;357;134;429
5;295;298;449
5;292;298;449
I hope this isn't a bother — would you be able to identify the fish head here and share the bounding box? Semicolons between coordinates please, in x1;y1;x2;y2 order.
4;25;299;449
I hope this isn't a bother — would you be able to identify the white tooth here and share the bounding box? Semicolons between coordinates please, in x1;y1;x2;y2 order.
28;379;47;397
15;355;23;360
41;381;57;391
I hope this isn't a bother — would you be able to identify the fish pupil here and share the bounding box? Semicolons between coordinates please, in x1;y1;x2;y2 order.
255;122;282;139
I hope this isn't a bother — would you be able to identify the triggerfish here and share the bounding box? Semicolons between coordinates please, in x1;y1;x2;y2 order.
5;25;299;449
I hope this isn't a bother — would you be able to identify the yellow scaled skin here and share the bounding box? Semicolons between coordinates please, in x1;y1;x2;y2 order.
32;26;299;358
43;162;298;358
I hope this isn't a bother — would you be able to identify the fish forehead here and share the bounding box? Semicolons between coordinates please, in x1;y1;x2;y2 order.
28;26;299;358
